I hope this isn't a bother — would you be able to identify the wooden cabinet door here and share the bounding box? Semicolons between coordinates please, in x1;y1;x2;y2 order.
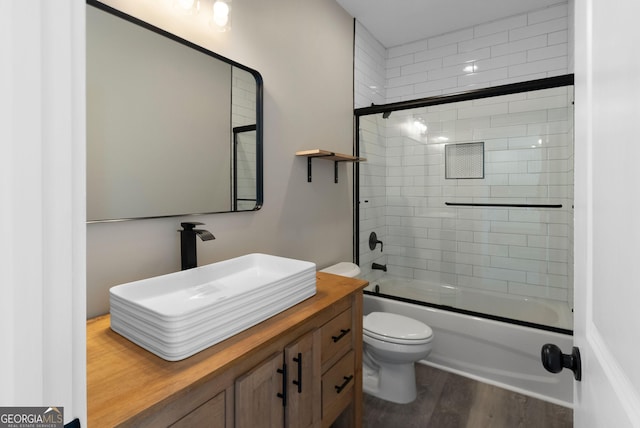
235;352;285;428
284;330;321;428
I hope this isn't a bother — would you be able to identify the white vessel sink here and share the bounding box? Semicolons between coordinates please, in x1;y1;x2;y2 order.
109;253;316;361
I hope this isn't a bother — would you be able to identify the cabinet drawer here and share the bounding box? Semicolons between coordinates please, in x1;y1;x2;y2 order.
321;350;355;422
320;308;352;366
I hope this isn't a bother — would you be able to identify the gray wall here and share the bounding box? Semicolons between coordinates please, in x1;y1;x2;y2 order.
87;0;355;317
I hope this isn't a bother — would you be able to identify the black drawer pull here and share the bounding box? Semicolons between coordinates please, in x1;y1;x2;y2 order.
334;375;353;393
331;328;350;343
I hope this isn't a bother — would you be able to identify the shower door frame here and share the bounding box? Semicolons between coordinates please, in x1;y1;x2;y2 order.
353;74;575;335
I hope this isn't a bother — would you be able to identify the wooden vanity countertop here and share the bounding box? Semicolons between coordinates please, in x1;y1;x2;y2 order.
87;272;368;427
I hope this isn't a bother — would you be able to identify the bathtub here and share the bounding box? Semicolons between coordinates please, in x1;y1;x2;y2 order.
363;281;574;407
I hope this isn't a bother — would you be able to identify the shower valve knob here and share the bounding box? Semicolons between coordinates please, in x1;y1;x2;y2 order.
541;343;581;381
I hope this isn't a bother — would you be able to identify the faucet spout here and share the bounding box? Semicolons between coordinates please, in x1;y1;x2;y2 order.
194;229;215;241
179;222;214;270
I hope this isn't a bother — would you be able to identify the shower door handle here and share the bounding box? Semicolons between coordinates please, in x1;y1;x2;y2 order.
540;344;581;381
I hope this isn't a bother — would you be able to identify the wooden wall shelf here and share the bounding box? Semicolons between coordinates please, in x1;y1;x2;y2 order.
296;149;366;183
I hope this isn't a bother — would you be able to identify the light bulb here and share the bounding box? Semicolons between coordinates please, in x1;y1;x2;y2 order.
212;1;231;31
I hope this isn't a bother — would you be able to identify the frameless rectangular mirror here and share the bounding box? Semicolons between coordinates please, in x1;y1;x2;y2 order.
86;0;263;222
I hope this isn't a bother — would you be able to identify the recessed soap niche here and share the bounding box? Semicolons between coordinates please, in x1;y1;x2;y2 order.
445;142;484;179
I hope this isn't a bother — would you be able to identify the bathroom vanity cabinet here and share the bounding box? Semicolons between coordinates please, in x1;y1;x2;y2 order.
87;272;367;427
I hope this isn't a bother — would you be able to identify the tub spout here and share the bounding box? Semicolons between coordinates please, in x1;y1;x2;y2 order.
372;262;387;272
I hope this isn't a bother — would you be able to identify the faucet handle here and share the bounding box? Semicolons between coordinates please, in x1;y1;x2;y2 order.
181;221;205;230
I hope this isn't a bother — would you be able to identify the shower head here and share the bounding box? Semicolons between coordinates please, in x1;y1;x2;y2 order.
382;111;391;119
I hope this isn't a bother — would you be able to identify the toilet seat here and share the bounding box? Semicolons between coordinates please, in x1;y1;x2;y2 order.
364;312;433;345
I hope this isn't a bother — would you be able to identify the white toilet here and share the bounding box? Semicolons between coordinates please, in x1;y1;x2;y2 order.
320;262;434;404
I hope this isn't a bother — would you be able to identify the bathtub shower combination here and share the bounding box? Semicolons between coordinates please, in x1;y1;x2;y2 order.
355;76;575;406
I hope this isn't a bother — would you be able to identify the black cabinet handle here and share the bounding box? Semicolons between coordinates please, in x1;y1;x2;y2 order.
331;328;350;343
334;375;353;393
292;352;302;393
277;363;287;406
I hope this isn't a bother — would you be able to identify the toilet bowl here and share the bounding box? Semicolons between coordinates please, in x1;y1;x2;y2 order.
320;262;434;404
363;311;433;404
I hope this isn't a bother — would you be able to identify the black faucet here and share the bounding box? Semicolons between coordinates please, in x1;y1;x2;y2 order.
372;262;387;272
179;222;215;270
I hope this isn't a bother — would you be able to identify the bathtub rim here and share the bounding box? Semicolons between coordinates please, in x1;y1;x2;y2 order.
364;290;573;336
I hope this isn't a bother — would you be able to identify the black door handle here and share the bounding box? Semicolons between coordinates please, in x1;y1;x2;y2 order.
277;363;287;406
541;344;581;381
292;352;302;393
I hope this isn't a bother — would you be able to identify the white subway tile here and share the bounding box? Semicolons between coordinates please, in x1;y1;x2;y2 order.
458;241;509;257
414;77;459;94
527;4;568;25
414;44;458;62
443;47;491;67
474;231;528;246
476;52;528;73
491;256;547;272
415;238;457;251
475;14;528;37
508;282;567;300
387;39;428;59
459;32;509;53
386;53;415;69
491;220;548;235
428;28;474;49
473;265;526;282
385;85;415;100
428;260;473;276
528;43;568;62
548;30;568;46
388;255;428;270
508;57;568;78
402;58;444;75
443;250;491;266
491;35;547;57
457;275;509;293
509;17;567;41
509;94;568;112
527;272;567;287
458;101;509;119
475;124;528;140
458;67;510;87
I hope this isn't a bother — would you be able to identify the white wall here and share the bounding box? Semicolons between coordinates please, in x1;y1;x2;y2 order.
1;1;86;424
86;0;355;317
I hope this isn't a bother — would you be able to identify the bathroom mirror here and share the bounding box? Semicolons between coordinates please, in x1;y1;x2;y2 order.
86;0;263;222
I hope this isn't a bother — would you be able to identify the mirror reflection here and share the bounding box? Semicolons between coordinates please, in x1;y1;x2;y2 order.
86;1;263;222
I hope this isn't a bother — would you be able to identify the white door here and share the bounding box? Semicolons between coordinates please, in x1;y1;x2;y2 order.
572;0;640;426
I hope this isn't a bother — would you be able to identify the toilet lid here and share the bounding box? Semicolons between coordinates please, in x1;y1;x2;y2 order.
363;312;433;344
320;262;361;278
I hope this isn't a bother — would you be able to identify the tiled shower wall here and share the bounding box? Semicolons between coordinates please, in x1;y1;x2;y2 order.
356;3;574;307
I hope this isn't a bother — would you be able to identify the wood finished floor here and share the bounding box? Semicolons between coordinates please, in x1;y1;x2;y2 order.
363;364;572;428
